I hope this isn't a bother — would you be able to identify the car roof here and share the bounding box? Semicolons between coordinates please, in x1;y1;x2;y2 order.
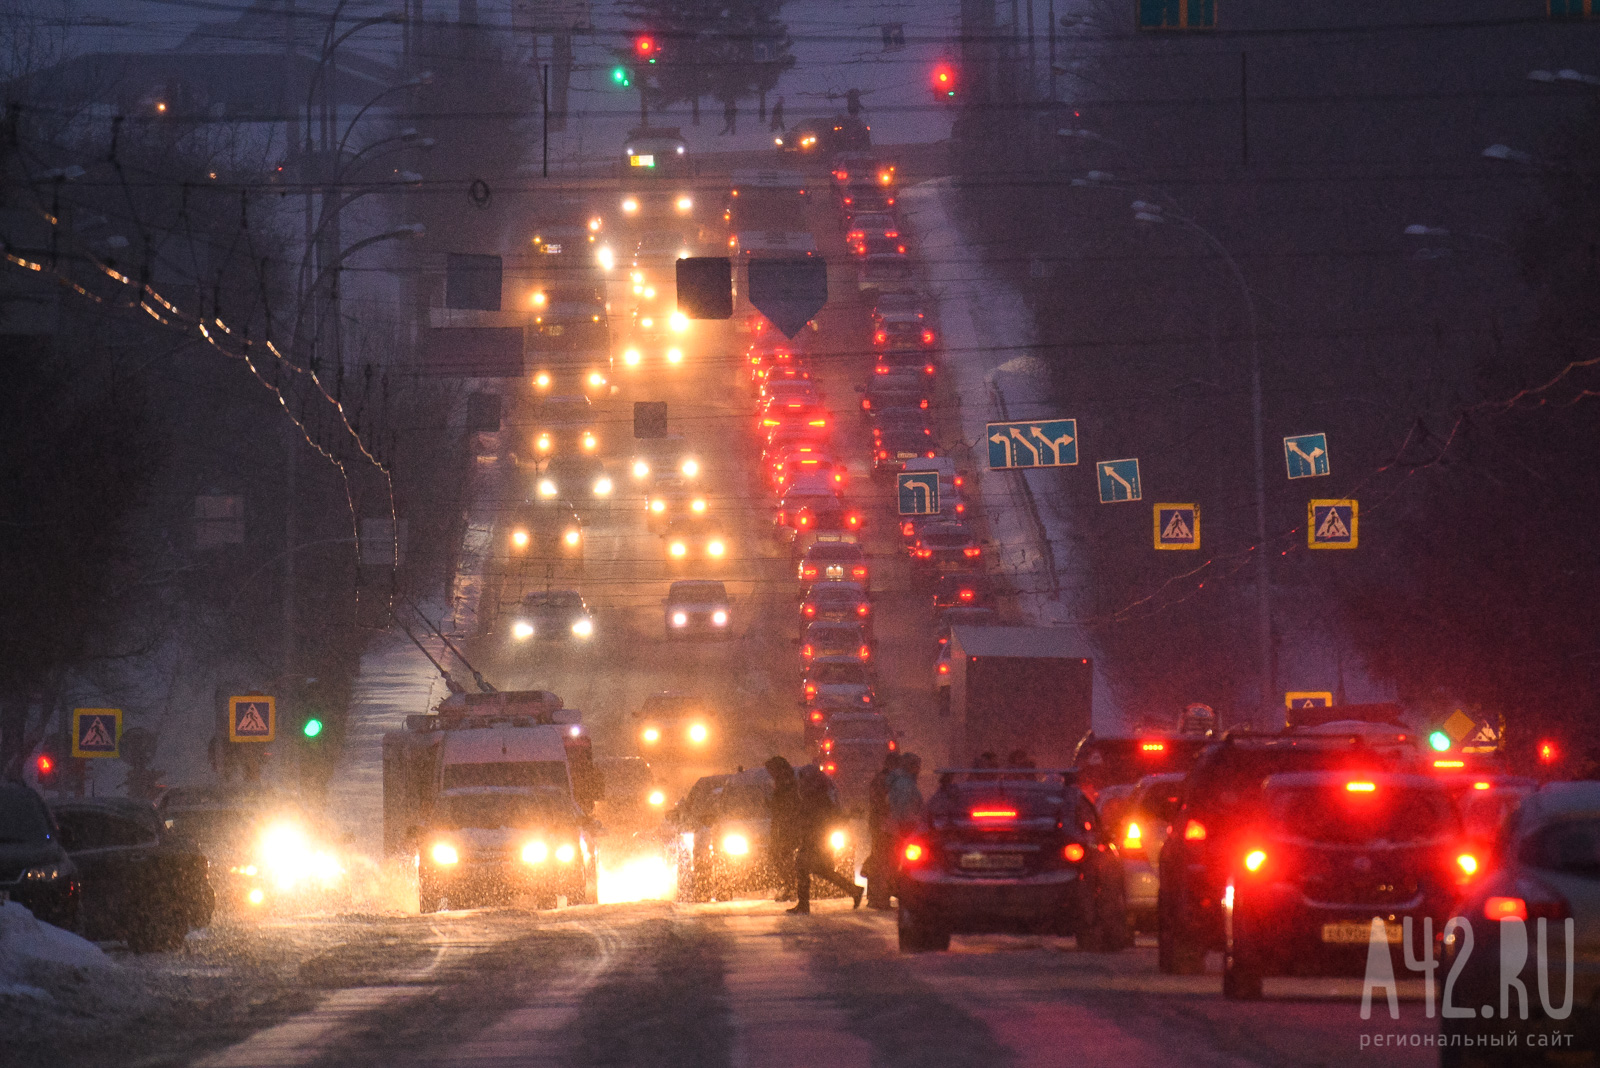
1517;782;1600;824
809;580;867;596
804;542;865;558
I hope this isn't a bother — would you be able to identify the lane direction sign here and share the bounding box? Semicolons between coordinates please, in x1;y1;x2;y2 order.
229;695;276;743
1153;503;1200;550
1307;499;1358;549
72;708;122;758
986;419;1078;470
1096;458;1142;503
1284;433;1331;479
897;471;939;515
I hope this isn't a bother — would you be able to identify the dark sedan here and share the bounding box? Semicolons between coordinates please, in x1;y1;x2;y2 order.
51;798;214;951
911;521;984;576
0;782;78;929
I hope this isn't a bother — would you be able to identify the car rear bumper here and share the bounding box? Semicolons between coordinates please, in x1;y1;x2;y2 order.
1226;884;1455;976
899;868;1087;933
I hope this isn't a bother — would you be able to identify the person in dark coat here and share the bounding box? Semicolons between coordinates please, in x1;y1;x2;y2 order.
864;752;900;909
770;95;786;132
788;764;863;913
766;756;801;901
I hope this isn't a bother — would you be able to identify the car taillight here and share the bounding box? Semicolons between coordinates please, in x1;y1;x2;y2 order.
903;841;927;865
861;398;871;410
1140;741;1166;753
802;603;816;617
821;738;833;752
936;661;949;675
954;502;966;514
822;761;837;775
1456;853;1479;879
874;331;887;344
852;566;867;578
957;589;974;602
1485;897;1529;921
1123;822;1143;853
922;330;935;345
802;566;818;579
857;603;870;616
924;364;936;375
971;808;1017;820
1243;849;1267;873
901;522;914;535
858;645;871;660
798;515;811;527
1183;819;1207;841
963;546;981;557
877;449;888;459
914;548;933;558
847;514;861;528
804;683;817;698
1063;843;1087;862
801;644;814;658
875;364;889;375
809;710;825;723
920;398;929;408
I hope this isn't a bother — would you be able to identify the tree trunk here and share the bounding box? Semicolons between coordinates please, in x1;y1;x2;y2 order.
691;96;700;125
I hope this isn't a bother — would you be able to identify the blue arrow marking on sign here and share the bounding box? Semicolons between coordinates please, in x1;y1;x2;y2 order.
896;472;939;515
1097;458;1142;503
986;419;1077;469
1284;433;1330;479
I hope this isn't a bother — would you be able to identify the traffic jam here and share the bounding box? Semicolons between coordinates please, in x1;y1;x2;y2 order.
7;30;1600;1066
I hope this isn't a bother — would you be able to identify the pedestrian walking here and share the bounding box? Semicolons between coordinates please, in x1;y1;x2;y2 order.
766;756;800;901
788;764;863;913
770;96;785;132
720;99;738;135
887;752;923;839
864;752;900;909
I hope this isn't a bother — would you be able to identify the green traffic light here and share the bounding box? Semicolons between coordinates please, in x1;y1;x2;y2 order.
611;66;630;87
303;717;324;739
1427;730;1450;752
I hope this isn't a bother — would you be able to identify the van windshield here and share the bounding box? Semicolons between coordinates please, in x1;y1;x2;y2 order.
442;761;571;791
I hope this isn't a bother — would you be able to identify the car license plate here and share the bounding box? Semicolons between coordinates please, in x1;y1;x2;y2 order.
896;451;918;459
959;852;1025;871
1322;921;1402;944
824;565;844;580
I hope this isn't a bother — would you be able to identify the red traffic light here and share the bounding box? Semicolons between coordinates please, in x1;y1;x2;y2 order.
932;64;957;97
635;35;657;58
35;753;54;776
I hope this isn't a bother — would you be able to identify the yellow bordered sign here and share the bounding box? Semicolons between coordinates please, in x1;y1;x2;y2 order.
1285;692;1333;710
1308;499;1357;549
229;695;275;743
72;708;122;758
1153;503;1199;550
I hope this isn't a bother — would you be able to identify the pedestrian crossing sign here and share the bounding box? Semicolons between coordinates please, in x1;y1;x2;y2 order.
1285;692;1333;710
1153;504;1199;550
1308;499;1357;549
229;695;276;743
72;708;122;758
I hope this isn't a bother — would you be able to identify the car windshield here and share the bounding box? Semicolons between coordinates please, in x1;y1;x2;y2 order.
526;592;582;610
811;663;867;684
668;582;726;602
1186;747;1403;822
1268;784;1458;844
1521;819;1600;877
439;790;573;830
642;695;704;717
163;807;253;844
717;783;771;821
828;719;890;741
933;783;1069;821
0;789;51;844
814;585;865;602
807;545;861;561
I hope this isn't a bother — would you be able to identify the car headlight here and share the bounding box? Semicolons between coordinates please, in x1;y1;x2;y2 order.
681;459;698;477
588;372;606;388
690;498;706;513
538;479;557;498
643;285;657;299
671;611;688;626
666;346;683;364
669;312;689;333
512;621;534;640
555;843;577;864
642;727;661;744
572;618;594;638
633;460;650;478
247;887;266;905
622;197;639;213
641;316;654;329
564;528;581;546
597;246;615;270
712;610;728;626
582;433;597;450
722;833;750;856
648;789;666;806
522;841;548;864
707;539;725;557
688;723;709;744
624;348;642;366
669;541;687;557
650;499;665;513
536;435;552;452
593;477;613;496
431;842;459;866
511;529;530;549
20;865;62;882
829;830;847;851
676;195;693;212
535;372;551;388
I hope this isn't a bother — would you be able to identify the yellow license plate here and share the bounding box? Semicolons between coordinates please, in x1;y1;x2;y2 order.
1321;921;1402;945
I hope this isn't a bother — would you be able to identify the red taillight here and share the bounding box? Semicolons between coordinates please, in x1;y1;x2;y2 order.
1243;849;1267;873
852;566;867;578
36;755;53;774
847;514;861;528
804;683;817;698
1063;843;1086;862
901;521;914;535
1141;741;1166;752
954;475;964;487
802;566;818;578
955;503;965;514
924;365;936;375
957;589;974;602
1122;822;1144;854
963;546;981;558
887;739;897;751
874;331;887;344
856;603;870;616
914;548;933;559
801;644;814;658
971;809;1017;820
822;761;837;775
877;449;888;459
936;661;949;675
1456;853;1479;878
809;710;825;723
1485;896;1528;921
1183;819;1207;841
861;398;871;410
820;738;833;753
858;645;871;660
798;515;811;528
920;398;929;408
903;841;927;864
875;365;888;376
802;603;816;617
922;330;935;345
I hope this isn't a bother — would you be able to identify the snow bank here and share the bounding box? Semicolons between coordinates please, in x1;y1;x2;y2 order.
0;899;113;996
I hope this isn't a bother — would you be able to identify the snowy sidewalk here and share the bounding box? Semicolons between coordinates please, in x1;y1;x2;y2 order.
899;178;1113;726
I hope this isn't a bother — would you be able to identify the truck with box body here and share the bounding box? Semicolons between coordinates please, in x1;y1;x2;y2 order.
947;626;1092;769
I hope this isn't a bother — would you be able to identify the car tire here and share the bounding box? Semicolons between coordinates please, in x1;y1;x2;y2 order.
127;911;188;953
897;905;949;953
1081;869;1133;953
1158;891;1206;975
1221;955;1264;1000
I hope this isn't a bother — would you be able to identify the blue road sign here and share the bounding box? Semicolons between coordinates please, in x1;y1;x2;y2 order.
986;419;1078;470
229;695;276;743
1153;504;1199;550
72;708;121;759
1284;433;1331;479
1097;458;1142;503
1307;499;1358;549
897;471;939;515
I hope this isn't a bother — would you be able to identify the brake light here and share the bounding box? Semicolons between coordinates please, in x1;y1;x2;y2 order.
820;738;833;753
852;566;867;578
1433;759;1465;769
802;603;816;617
847;514;861;528
963;546;981;558
801;644;814;658
877;449;888;459
1063;843;1086;862
1484;896;1527;921
1123;822;1143;852
1243;849;1267;873
874;331;887;344
861;398;872;410
802;566;818;579
798;515;811;528
1456;853;1479;877
937;661;949;674
875;365;888;375
924;364;936;375
856;603;870;616
954;475;964;487
809;710;825;723
1140;741;1166;753
821;761;837;775
922;330;935;345
971;809;1017;820
902;522;914;535
920;398;929;408
887;739;897;751
1345;781;1376;792
1183;819;1207;841
804;683;817;698
957;589;974;602
914;548;933;559
1473;781;1491;790
903;841;926;864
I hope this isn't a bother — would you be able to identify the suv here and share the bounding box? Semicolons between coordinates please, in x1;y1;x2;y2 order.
662;579;731;638
0;782;78;929
1223;772;1471;999
896;770;1131;954
418;787;596;911
634;692;716;760
1157;733;1422;975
